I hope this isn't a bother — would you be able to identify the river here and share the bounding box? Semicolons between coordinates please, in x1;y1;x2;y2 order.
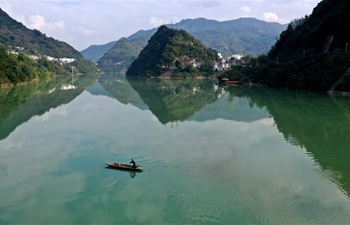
0;75;350;224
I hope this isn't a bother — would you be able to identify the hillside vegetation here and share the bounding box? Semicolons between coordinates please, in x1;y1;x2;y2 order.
229;0;350;92
96;36;150;73
126;26;218;77
0;9;79;58
0;45;60;84
0;8;98;85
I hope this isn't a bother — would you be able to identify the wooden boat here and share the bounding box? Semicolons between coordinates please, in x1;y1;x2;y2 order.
225;80;239;83
105;162;143;171
219;78;240;83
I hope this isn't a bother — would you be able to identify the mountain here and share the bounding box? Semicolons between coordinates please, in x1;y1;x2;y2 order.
96;35;151;73
129;18;287;57
240;0;350;92
81;17;287;65
0;8;98;85
268;0;349;61
80;41;116;63
0;8;80;58
126;25;218;77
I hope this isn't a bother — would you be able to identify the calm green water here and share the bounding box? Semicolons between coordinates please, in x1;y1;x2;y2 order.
1;75;350;224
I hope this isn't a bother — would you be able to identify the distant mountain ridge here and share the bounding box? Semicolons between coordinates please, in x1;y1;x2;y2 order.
82;17;287;66
128;17;287;57
80;41;116;63
97;34;152;73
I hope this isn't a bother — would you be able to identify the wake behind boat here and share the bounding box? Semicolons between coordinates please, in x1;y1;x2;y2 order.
105;162;143;171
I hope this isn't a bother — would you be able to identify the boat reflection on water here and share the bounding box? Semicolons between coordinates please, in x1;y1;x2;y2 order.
105;166;143;179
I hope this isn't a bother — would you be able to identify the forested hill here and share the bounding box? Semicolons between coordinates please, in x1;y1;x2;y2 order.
126;25;217;77
0;8;98;85
268;0;349;61
238;0;350;92
0;8;80;58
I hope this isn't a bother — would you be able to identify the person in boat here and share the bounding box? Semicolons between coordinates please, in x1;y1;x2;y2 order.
130;159;136;168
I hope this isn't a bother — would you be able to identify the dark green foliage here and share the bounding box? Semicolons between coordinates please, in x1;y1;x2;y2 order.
268;0;350;61
126;26;218;77
0;45;42;84
250;51;350;91
240;0;350;92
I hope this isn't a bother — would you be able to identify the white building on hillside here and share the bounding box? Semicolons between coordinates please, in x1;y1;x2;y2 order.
231;54;244;60
59;58;76;63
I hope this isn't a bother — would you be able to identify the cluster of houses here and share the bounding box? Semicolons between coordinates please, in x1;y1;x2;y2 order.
5;45;76;65
4;46;24;55
192;53;247;71
27;54;75;64
43;56;76;64
213;53;246;71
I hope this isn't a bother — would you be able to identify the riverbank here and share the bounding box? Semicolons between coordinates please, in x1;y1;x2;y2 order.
0;79;39;88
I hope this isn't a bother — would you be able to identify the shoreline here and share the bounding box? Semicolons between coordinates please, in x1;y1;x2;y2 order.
0;79;38;88
154;75;217;80
327;90;350;96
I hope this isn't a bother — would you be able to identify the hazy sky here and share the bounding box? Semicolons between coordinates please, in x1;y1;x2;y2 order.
0;0;322;51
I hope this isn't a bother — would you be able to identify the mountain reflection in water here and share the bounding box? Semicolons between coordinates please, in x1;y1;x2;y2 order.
1;74;350;224
127;77;219;124
0;76;96;141
232;86;350;197
93;75;350;198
